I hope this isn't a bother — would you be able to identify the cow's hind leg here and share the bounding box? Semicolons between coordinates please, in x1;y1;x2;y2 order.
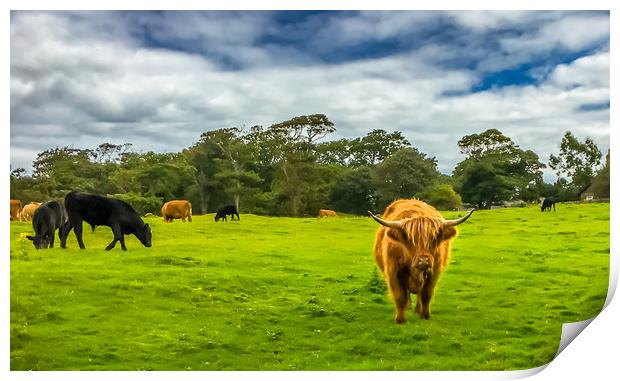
60;221;72;248
105;224;122;251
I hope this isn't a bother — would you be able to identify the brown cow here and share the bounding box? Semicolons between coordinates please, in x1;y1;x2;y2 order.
20;202;41;222
10;199;22;220
318;209;337;218
161;200;193;222
369;199;473;323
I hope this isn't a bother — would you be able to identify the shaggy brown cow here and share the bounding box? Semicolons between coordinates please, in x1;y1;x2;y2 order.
20;202;41;222
161;200;193;222
10;199;22;220
369;199;473;323
318;209;337;218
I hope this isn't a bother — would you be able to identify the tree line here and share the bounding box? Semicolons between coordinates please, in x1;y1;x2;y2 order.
10;114;609;216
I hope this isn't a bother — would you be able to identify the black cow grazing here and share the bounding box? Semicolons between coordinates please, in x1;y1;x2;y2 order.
60;191;152;251
541;197;557;212
215;204;240;222
26;200;67;249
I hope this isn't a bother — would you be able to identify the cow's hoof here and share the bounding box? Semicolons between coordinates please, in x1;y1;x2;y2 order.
395;316;406;324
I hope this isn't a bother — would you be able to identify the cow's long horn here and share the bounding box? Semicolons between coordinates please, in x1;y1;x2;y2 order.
368;211;403;229
442;209;475;227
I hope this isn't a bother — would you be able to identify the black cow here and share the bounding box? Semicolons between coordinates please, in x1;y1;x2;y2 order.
215;204;240;222
60;191;152;251
541;197;557;212
26;200;67;249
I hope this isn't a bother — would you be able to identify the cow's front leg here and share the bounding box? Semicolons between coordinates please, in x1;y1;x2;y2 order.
74;221;86;249
386;266;410;324
417;275;438;320
119;234;127;251
105;238;118;251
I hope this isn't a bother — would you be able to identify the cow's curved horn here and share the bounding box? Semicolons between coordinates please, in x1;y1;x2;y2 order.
442;209;475;227
368;211;403;229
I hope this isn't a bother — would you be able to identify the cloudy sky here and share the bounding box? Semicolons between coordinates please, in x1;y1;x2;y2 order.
10;10;610;180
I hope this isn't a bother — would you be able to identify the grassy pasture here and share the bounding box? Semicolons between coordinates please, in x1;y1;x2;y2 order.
10;202;609;370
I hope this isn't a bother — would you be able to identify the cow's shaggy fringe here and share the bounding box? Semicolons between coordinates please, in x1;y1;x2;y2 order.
401;216;443;251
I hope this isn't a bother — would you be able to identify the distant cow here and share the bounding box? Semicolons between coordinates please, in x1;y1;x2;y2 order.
215;204;239;222
161;200;193;222
541;198;557;212
19;202;41;222
10;199;22;220
26;200;67;249
318;209;337;218
60;191;152;251
369;199;474;323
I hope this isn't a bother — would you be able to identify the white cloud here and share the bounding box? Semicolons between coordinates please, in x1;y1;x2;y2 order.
546;51;610;89
10;11;610;184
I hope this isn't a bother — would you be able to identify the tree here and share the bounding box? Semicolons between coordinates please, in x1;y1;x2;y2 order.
417;184;462;211
372;148;440;209
350;129;411;167
31;147;100;198
270;114;335;145
200;128;260;211
586;149;610;199
90;143;132;164
330;166;377;214
549;131;602;190
185;127;264;214
453;129;545;206
10;168;46;203
265;114;338;216
315;139;352;166
458;160;513;209
457;128;514;159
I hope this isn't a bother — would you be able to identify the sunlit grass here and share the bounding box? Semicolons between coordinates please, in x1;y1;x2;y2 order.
10;202;609;370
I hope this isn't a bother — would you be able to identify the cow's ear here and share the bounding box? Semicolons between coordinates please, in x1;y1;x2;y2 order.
26;235;34;241
439;226;457;242
144;223;149;229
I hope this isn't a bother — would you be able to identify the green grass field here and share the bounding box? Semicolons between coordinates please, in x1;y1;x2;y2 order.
10;202;609;370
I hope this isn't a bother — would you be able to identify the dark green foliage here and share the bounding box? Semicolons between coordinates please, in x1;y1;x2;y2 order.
549;132;603;190
372;148;440;209
112;192;163;215
330;166;377;214
453;129;545;208
458;160;514;209
10;118;591;217
349;129;411;167
586;150;610;198
417;184;462;210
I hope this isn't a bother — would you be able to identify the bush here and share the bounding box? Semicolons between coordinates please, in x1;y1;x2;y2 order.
111;192;163;215
417;184;463;211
